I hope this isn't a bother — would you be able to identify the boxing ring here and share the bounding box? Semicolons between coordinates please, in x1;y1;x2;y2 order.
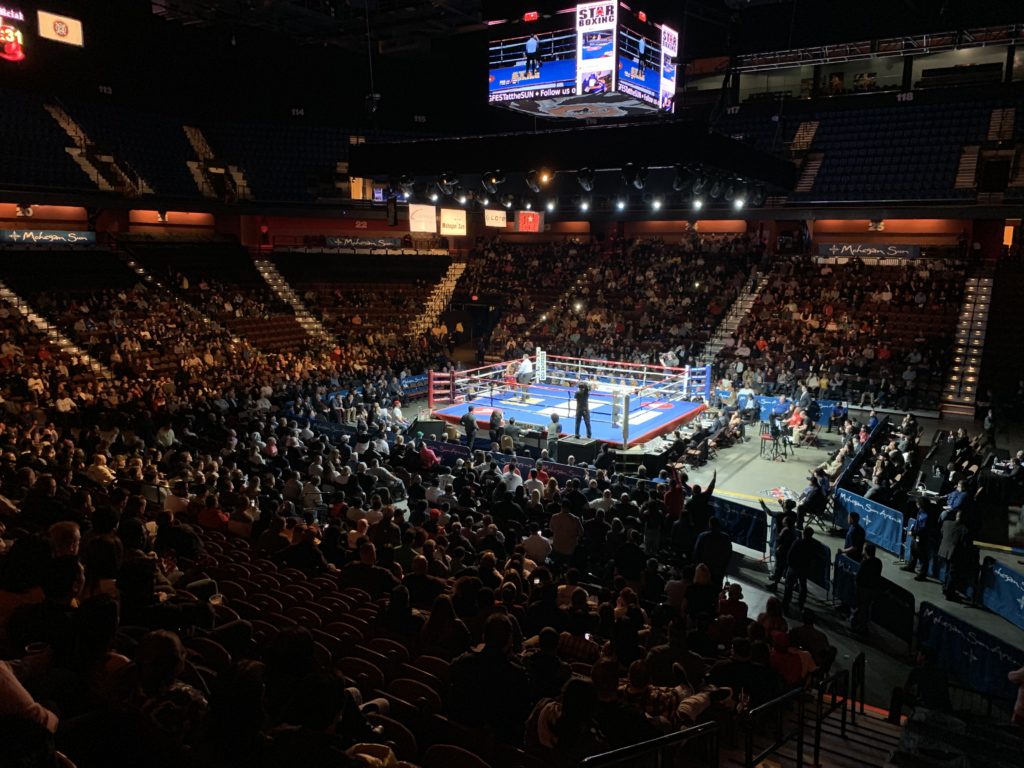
427;350;711;448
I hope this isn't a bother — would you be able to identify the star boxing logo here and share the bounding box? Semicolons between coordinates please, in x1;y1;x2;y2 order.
576;2;616;29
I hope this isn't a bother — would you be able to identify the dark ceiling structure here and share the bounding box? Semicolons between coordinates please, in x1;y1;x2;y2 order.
348;118;798;205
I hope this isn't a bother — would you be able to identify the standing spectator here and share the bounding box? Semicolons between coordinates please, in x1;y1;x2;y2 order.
550;501;584;564
840;512;866;561
693;517;732;591
851;543;882;635
782;526;817;612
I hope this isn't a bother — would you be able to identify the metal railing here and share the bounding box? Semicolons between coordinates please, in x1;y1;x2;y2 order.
947;680;1015;720
580;722;719;768
742;686;806;768
849;652;866;724
813;670;849;766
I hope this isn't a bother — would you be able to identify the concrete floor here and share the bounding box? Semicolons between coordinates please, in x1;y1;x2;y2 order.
685;418;1024;707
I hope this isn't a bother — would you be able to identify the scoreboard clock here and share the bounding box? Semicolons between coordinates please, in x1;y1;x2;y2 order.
0;5;26;62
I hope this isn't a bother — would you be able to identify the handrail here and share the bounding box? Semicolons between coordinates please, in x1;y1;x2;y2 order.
814;670;849;766
946;680;1016;719
580;722;719;768
850;652;866;723
743;686;806;768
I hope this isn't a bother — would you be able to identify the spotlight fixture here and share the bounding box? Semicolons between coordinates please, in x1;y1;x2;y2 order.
576;168;595;192
429;191;439;202
437;172;458;196
692;174;708;196
502;194;514;209
482;170;506;194
524;200;533;210
693;198;704;210
615;198;626;211
672;165;695;193
580;199;590;212
709;177;725;200
622;163;647;190
481;196;490;206
398;174;415;196
457;193;468;205
525;170;542;193
750;185;767;207
546;200;556;212
540;171;551;184
401;191;410;200
651;198;662;211
733;197;745;210
724;181;737;201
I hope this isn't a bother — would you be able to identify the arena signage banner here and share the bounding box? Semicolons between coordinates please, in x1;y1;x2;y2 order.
514;210;544;233
484;209;507;228
0;229;95;244
817;243;921;258
324;236;403;249
980;557;1024;631
439;208;467;237
834;488;904;556
918;601;1024;701
37;9;84;46
408;204;436;234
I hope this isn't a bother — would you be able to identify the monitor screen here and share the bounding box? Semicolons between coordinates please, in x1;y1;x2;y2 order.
488;9;578;104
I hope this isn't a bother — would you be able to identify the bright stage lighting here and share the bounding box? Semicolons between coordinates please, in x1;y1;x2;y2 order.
693;198;704;210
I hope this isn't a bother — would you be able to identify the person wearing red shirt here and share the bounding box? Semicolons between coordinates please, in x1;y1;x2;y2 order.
418;440;440;470
197;496;229;532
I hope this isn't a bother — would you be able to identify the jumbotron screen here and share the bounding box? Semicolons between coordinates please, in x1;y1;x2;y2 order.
487;3;677;119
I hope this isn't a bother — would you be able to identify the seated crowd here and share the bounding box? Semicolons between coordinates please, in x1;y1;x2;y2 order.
716;255;964;410
0;333;843;767
483;235;763;367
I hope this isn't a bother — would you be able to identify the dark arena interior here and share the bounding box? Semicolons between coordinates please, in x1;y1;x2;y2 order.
2;0;1024;766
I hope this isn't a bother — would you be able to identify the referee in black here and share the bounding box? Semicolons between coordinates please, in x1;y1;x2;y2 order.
460;405;478;447
574;381;592;439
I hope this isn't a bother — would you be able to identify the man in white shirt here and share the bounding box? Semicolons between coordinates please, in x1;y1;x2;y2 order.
549;501;584;559
523;529;552;565
589;489;615;512
523;469;545;497
501;459;523;492
516;353;534;401
425;479;444;504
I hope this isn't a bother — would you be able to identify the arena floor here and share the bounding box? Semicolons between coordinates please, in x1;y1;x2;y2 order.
431;382;706;447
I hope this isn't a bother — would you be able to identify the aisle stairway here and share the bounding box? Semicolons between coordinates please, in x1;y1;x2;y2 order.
701;271;767;366
253;257;334;343
183;125;253;200
941;275;992;418
717;707;903;768
117;253;245;347
44;104;153;195
0;280;111;379
408;260;466;338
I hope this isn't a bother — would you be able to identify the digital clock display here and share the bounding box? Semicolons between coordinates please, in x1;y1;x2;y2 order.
0;4;26;62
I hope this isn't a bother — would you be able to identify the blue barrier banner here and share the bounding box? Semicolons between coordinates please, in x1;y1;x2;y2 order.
424;440;587;485
917;601;1024;701
833;553;859;606
808;539;833;594
980;557;1024;631
834;489;904;556
712;497;768;553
